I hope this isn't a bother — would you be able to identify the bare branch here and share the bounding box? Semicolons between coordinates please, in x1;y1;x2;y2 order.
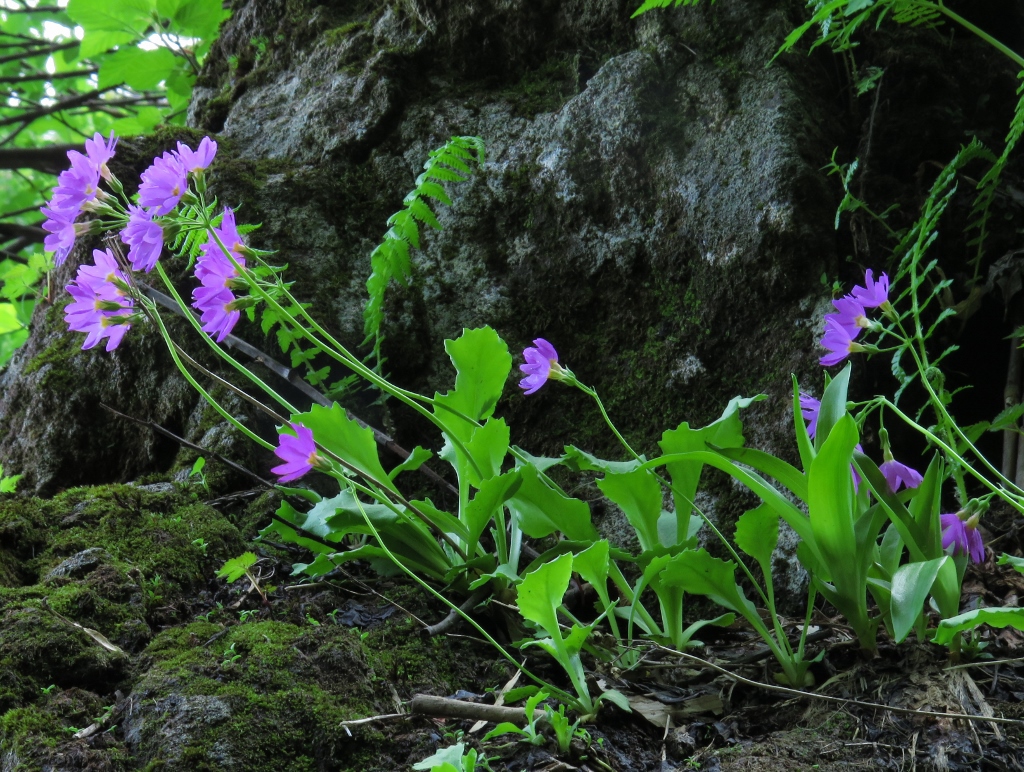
0;86;120;128
0;222;45;243
0;68;98;85
0;144;80;174
0;40;79;67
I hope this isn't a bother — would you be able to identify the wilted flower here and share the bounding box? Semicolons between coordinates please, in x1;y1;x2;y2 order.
519;338;565;395
851;269;890;309
176;137;217;174
879;458;923;493
271;423;323;482
941;511;985;564
138;151;188;215
64;248;133;351
120;204;164;272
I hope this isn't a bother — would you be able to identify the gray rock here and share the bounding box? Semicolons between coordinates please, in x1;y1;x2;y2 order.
43;547;112;582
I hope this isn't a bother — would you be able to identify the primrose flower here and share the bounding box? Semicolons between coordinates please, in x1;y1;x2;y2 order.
50;150;101;214
176;137;217;174
519;338;565;395
826;295;873;339
64;249;133;352
197;207;247;276
941;511;985;564
271;423;323;482
40;206;84;266
84;131;117;179
138;151;188;215
120;205;164;273
819;317;867;367
851;269;890;309
191;284;240;342
799;393;821;439
879;458;923;493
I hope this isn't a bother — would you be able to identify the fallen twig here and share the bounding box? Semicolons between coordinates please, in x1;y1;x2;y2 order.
410;694;541;726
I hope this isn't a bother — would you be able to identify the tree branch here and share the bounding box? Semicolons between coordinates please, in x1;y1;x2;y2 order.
0;86;120;128
0;222;44;243
0;144;80;174
0;68;98;85
0;40;79;67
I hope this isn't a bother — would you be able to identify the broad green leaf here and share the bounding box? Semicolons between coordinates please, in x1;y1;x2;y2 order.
564;446;642;474
517;552;572;639
713;445;807;501
507;464;597;541
734;503;778;579
933;607;1024;645
433;327;511;440
658;548;758;620
908;454;943;551
512;447;565;472
890;557;948;643
295;403;398;494
998;553;1024;574
99;47;179;91
573;541;611;598
463;417;509;486
412;743;467;771
659;395;763;539
160;0;230;39
464;470;521;554
0;304;23;335
597;469;663;551
68;0;155;32
808;414;857;570
387;446;433;481
792;376;815;472
814;363;850;451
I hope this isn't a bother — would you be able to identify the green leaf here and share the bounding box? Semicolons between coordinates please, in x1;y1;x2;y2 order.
160;0;231;40
217;552;257;583
998;553;1024;574
808;413;858;570
933;607;1024;646
658;548;759;621
507;464;597;542
433;327;511;440
463;417;509;486
412;743;467;771
564;446;642;474
387;446;433;481
890;557;948;643
517;552;572;638
659;395;764;541
597;469;663;551
98;47;179;91
734;503;779;579
712;445;807;501
464;470;522;554
294;403;398;494
815;364;851;451
0;469;21;494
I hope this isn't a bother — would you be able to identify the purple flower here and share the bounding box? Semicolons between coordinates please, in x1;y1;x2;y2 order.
192;284;240;342
50;150;101;214
519;338;560;395
819;317;864;367
879;459;923;493
825;295;871;339
84;131;117;179
851;269;890;309
197;207;247;275
941;513;985;564
120;204;164;272
138;151;188;215
64;248;133;352
271;423;321;482
799;393;821;439
176;137;217;174
40;205;80;266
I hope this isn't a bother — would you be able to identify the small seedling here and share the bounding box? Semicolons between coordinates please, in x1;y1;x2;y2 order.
40;684;58;696
192;537;209;556
221;642;241;667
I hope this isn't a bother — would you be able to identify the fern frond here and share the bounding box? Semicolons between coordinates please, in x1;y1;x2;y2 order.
361;136;485;365
631;0;711;19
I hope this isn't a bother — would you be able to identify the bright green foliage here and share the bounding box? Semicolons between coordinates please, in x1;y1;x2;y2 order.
216;552;257;583
412;742;489;772
0;464;22;494
933;607;1024;646
631;0;713;18
363;136;486;367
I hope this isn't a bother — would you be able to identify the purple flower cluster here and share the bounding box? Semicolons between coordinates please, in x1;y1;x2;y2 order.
63;248;134;351
191;207;247;341
124;137;217;272
40;132;117;265
820;269;889;367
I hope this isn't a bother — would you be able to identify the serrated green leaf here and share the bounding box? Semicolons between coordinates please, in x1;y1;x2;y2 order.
734;503;779;578
933;607;1024;646
433;327;511;440
216;552;257;583
293;403;398;494
507;464;596;542
597;469;663;552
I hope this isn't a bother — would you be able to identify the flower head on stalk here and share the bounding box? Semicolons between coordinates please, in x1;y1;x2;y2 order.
826;295;874;339
820;317;869;367
121;204;165;273
941;507;986;564
64;248;134;352
192;284;241;342
84;131;117;180
271;423;326;482
176;137;217;174
138;151;188;215
197;207;247;277
519;338;571;395
50;150;101;214
851;269;890;310
40;206;88;266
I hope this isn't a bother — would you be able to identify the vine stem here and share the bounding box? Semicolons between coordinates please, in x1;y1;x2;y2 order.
935;1;1024;70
